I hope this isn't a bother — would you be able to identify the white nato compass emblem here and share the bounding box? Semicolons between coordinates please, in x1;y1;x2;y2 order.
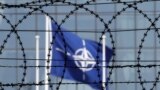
55;40;96;72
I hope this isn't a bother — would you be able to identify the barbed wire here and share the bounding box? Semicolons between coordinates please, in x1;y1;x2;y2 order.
1;27;160;33
1;64;160;69
0;0;160;90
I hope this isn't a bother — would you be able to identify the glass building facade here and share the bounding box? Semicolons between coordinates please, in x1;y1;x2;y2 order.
0;0;160;90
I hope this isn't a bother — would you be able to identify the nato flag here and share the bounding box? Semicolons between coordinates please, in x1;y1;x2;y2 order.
51;22;112;90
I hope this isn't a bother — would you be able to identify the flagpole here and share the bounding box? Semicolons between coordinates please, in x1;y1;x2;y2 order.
102;35;106;90
49;17;52;76
45;15;49;90
35;35;40;90
45;15;52;90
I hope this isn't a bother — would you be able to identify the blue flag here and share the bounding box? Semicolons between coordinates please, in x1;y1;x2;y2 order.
51;22;112;89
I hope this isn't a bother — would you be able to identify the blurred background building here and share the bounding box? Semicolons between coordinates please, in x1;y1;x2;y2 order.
0;0;160;90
